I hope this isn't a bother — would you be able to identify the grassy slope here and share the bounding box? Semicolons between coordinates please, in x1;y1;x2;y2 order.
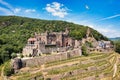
7;52;117;80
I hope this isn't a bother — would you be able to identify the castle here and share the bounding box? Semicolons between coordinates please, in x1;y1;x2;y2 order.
22;29;80;57
22;28;113;57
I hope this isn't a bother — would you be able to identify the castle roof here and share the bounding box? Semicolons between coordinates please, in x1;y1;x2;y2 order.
28;38;36;42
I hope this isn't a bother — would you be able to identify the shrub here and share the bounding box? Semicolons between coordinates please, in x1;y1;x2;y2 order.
4;61;14;76
115;41;120;53
11;53;17;59
81;45;88;56
20;54;24;58
86;41;93;48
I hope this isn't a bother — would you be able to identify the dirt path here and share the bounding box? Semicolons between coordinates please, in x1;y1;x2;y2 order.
113;63;117;77
113;54;118;78
0;66;4;80
31;60;80;74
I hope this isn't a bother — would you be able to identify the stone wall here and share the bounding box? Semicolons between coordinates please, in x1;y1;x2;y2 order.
21;48;81;67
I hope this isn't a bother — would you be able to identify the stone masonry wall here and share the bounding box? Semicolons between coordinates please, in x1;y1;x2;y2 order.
22;48;82;67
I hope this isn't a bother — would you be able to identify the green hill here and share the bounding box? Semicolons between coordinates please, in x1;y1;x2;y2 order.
0;16;108;64
110;37;120;41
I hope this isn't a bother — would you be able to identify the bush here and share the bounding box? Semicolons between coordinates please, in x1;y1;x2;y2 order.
81;45;88;56
115;41;120;53
20;54;24;58
86;41;93;48
11;53;17;59
4;61;14;76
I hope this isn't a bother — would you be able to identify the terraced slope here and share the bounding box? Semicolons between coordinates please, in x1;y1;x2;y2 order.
6;52;118;80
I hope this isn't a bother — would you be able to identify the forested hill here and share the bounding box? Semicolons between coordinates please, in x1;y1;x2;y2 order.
110;37;120;41
0;16;108;64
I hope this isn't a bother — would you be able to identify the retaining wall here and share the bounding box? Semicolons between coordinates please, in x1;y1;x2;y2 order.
21;48;82;67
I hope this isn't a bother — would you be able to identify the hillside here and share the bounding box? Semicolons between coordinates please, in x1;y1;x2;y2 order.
1;52;120;80
110;37;120;41
0;16;109;64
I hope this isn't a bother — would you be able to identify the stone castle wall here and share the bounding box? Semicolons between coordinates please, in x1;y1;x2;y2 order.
21;48;81;67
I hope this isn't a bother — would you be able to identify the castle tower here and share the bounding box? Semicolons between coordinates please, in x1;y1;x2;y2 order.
40;32;48;44
65;28;69;35
86;28;94;38
37;41;45;55
56;32;63;47
86;28;90;38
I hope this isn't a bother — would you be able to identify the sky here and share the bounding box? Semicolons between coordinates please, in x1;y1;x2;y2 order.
0;0;120;38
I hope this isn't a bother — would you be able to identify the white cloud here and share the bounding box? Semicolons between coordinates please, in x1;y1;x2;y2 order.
14;8;21;13
96;28;120;38
0;0;14;12
25;9;36;13
0;0;36;15
85;5;89;10
45;2;68;18
99;14;120;21
0;7;13;15
87;24;120;38
67;16;120;38
67;17;120;38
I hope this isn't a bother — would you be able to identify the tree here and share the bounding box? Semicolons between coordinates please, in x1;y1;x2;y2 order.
81;45;88;56
115;41;120;53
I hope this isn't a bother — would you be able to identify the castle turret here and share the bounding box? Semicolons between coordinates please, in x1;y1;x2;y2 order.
65;28;69;35
86;28;90;38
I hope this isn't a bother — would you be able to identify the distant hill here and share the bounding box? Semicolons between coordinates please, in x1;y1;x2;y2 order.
109;37;120;41
0;16;109;64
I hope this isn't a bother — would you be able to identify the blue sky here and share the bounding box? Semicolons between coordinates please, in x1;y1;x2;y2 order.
0;0;120;38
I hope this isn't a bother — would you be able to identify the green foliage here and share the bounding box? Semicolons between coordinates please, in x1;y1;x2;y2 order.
85;41;93;48
90;28;109;41
11;53;17;59
114;40;120;53
19;54;24;58
4;60;14;76
0;16;108;64
81;45;88;56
